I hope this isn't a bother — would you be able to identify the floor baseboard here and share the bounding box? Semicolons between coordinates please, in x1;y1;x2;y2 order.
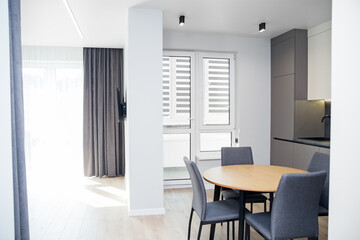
128;207;166;216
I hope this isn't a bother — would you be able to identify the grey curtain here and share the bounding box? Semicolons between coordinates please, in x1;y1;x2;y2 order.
9;0;30;239
83;48;125;177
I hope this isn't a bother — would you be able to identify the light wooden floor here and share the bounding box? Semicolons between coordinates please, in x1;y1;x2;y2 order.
27;176;328;240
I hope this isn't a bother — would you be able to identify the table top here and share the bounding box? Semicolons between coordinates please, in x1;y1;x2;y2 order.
203;165;308;192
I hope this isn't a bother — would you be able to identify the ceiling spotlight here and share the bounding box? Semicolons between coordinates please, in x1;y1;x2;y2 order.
259;22;266;32
179;15;185;26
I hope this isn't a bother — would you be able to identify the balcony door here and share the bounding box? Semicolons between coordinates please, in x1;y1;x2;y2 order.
163;51;235;181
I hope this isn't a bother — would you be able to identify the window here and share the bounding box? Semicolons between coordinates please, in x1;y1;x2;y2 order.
163;51;235;180
203;57;230;125
163;56;191;127
197;52;235;158
22;47;83;178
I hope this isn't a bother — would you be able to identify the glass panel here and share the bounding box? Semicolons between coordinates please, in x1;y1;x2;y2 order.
163;56;191;128
203;58;230;125
200;132;232;152
23;67;83;177
163;133;190;180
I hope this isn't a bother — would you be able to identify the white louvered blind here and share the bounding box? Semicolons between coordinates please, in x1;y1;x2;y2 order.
162;57;170;117
203;58;230;125
163;56;191;127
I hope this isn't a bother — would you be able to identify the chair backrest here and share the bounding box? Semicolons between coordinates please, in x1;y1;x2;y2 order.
307;152;330;209
271;171;327;239
183;157;207;220
221;147;254;166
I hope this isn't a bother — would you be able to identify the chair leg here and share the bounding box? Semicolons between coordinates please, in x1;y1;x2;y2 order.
227;222;229;240
188;208;194;240
232;221;235;240
245;222;250;240
197;222;203;240
250;202;253;213
221;193;224;226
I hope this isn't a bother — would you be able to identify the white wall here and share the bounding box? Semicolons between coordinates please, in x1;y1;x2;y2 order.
163;31;271;169
0;0;15;238
329;0;360;239
125;8;165;216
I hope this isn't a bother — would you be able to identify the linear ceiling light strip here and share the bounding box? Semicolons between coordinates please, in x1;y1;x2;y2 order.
62;0;84;39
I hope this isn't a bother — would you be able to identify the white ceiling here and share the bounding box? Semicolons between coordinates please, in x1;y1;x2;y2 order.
21;0;332;47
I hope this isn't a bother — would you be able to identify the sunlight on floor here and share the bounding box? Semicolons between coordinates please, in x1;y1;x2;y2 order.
27;168;128;208
26;172;130;240
79;179;128;208
80;188;127;208
97;186;127;199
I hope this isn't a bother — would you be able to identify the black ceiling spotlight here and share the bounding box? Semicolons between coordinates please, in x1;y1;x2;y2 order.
259;22;266;32
179;15;185;26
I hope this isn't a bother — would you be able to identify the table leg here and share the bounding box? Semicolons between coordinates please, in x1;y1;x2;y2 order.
213;185;221;201
209;185;221;240
238;190;245;240
269;192;274;211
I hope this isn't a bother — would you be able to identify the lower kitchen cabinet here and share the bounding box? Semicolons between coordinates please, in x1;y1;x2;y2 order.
319;147;330;154
293;143;320;170
271;139;330;169
271;139;294;167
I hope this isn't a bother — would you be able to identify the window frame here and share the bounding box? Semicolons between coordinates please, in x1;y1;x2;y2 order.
162;50;196;164
162;50;236;162
162;54;193;128
196;52;235;130
195;52;236;160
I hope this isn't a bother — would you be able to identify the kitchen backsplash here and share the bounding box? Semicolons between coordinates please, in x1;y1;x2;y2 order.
294;100;325;139
294;100;331;139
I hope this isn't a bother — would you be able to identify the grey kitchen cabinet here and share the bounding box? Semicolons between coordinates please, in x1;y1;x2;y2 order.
319;147;330;154
271;29;308;166
293;143;320;170
271;139;294;167
271;35;294;77
271;30;308;141
271;74;295;140
273;140;330;170
271;29;308;100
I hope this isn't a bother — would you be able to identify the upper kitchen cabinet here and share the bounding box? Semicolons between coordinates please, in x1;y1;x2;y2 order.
271;29;308;100
308;21;331;100
271;34;294;77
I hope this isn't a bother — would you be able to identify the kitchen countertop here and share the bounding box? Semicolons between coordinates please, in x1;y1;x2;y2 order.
274;137;330;149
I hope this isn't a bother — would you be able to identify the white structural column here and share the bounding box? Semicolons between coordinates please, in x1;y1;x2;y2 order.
0;0;15;238
125;8;165;216
329;0;360;239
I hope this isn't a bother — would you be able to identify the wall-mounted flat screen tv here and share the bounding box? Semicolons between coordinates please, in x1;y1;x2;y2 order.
117;87;126;122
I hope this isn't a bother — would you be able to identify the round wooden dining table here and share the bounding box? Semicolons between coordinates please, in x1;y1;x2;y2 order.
203;165;308;240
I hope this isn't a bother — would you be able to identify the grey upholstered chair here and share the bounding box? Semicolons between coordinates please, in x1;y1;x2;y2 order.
245;171;327;240
184;157;240;240
307;152;330;216
221;147;268;212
